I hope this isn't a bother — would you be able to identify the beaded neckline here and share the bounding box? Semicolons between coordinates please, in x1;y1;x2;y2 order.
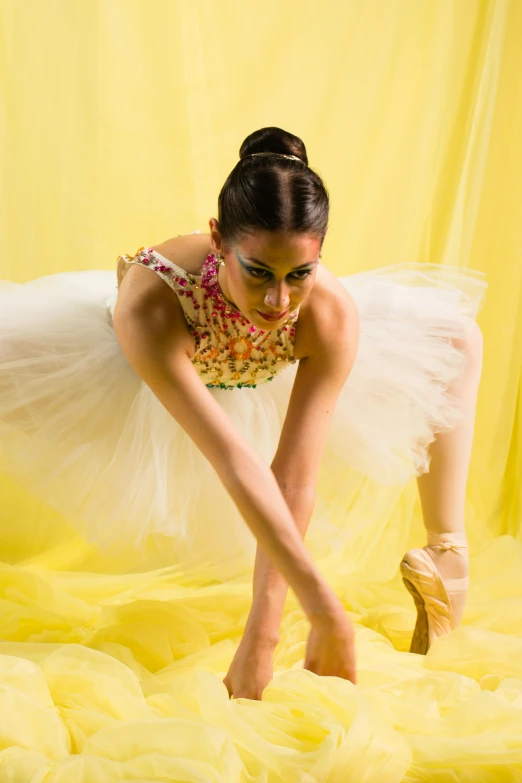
201;253;250;323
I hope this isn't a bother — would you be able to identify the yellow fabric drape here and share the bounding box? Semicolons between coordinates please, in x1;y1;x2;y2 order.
0;0;521;779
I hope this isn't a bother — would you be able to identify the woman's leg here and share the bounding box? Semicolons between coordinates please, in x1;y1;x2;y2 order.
415;318;484;626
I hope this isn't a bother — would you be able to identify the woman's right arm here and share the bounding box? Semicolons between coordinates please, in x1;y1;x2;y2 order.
112;267;344;626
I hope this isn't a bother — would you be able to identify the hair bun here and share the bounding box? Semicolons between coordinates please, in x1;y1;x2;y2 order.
239;126;308;166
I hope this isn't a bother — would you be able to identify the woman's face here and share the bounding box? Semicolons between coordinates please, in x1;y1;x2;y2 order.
209;220;322;331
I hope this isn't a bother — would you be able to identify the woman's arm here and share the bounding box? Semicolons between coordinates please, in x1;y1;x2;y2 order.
245;286;360;643
112;265;344;624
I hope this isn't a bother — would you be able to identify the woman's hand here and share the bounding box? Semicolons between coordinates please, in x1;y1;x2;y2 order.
224;606;356;702
223;632;278;701
305;609;357;684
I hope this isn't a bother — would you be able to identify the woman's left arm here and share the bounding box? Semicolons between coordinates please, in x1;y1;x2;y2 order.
243;285;360;644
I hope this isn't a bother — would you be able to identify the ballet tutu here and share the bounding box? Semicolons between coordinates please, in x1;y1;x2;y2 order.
0;258;487;567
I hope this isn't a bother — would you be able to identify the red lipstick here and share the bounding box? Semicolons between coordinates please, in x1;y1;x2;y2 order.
256;309;289;322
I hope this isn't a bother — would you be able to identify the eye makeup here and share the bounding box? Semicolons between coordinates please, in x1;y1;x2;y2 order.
235;249;318;278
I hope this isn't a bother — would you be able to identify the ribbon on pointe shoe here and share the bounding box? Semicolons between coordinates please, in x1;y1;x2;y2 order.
425;531;469;593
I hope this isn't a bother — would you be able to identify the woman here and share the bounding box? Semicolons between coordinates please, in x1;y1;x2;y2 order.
0;126;487;700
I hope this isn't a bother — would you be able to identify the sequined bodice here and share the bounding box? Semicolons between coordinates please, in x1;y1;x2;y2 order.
115;242;299;389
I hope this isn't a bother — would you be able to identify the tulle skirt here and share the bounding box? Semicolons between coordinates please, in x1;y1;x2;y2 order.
0;261;487;567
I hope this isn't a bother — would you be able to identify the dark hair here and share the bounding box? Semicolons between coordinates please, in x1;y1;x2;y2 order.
216;127;329;248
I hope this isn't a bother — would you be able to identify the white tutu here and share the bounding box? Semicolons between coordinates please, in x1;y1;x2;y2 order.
0;260;487;566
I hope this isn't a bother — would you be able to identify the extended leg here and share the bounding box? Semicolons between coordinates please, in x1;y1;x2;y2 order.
415;317;484;626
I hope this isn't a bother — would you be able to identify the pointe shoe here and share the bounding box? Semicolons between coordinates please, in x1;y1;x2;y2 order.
400;532;469;654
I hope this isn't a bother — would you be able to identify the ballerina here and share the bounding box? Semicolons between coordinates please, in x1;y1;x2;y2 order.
0;126;487;701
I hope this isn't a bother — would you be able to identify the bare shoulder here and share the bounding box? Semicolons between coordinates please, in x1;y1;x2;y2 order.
114;232;211;358
293;264;359;361
116;231;211;311
149;232;212;275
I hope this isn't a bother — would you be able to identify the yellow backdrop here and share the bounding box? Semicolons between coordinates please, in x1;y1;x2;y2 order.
0;0;521;779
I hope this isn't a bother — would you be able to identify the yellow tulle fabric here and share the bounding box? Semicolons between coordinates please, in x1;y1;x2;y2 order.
0;534;521;781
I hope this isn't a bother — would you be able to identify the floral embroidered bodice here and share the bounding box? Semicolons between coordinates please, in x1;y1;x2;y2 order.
115;243;299;389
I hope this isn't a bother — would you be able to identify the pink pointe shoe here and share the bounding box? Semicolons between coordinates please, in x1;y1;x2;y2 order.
400;531;469;654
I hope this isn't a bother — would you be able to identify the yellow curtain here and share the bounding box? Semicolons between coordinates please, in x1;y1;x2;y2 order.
0;0;521;779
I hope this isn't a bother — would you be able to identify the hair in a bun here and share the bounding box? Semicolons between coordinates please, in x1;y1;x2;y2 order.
217;126;328;247
239;127;308;164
